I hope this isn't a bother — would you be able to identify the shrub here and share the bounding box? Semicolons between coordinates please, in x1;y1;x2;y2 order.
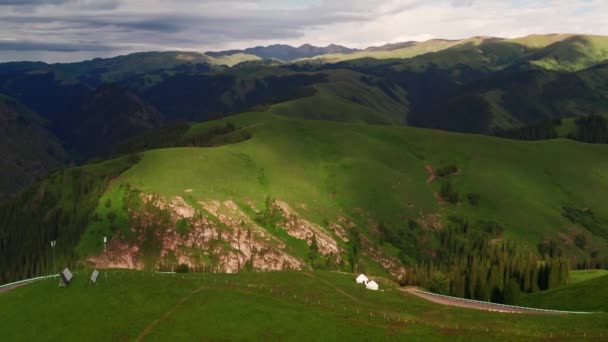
574;233;587;250
467;193;481;206
436;165;458;178
256;196;286;228
175;263;190;273
105;199;112;208
106;211;117;222
440;181;459;204
503;278;521;305
428;271;450;295
176;218;191;236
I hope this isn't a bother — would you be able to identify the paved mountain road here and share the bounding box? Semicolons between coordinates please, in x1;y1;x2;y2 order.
401;287;565;315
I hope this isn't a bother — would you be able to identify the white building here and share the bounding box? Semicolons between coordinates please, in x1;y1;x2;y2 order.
356;274;369;284
366;280;379;291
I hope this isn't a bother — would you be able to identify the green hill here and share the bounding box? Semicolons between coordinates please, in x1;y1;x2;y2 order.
300;39;462;64
307;34;608;73
0;270;606;341
56;51;259;85
267;69;408;124
520;271;608;312
3;112;608;286
208;43;356;61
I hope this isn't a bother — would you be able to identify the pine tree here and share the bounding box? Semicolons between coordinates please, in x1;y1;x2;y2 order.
503;278;521;305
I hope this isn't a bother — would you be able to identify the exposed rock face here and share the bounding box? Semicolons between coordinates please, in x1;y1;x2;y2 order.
87;241;142;269
329;215;355;242
86;193;413;280
275;200;342;258
361;235;407;279
89;195;306;272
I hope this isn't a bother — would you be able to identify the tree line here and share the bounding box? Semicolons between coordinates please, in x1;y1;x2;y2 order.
493;115;608;144
0;155;140;283
401;217;570;305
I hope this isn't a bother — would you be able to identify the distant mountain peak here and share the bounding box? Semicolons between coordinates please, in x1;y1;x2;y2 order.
206;43;357;61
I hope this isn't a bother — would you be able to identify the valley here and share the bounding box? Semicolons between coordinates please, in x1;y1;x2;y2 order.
2;29;608;340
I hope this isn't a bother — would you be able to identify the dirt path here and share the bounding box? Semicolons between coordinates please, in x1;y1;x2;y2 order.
135;285;207;342
400;287;564;315
425;165;436;184
304;272;362;304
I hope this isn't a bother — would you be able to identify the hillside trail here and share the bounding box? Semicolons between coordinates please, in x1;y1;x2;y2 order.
135;284;208;342
400;287;563;315
303;272;362;304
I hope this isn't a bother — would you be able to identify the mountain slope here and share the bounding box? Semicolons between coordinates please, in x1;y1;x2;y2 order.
520;272;608;312
207;44;357;61
0;94;67;201
523;35;608;71
3;112;608;283
301;39;462;64
266;69;408;124
63;83;163;158
302;34;608;73
56;51;259;86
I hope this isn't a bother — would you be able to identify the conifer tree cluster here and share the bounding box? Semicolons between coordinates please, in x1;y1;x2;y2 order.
403;217;570;304
0;156;139;283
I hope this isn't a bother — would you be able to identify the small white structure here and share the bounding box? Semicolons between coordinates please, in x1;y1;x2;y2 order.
366;280;379;291
356;274;369;284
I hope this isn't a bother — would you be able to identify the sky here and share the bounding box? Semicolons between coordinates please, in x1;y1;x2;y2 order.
1;0;607;63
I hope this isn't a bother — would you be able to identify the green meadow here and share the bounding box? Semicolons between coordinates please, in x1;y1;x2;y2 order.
521;271;608;312
1;270;607;341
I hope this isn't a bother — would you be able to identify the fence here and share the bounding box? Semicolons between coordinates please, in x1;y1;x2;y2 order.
0;274;59;290
2;272;605;339
414;289;594;315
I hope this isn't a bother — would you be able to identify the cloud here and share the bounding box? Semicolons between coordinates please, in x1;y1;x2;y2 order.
0;0;607;62
0;41;113;52
0;0;68;5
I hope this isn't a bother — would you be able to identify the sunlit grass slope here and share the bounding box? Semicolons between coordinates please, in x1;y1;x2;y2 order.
520;272;608;312
115;112;608;255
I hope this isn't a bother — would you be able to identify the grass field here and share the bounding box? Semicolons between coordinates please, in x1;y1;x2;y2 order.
0;270;607;341
103;112;608;259
521;272;608;312
568;269;608;284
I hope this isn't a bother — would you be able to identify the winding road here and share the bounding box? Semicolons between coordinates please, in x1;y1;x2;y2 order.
401;287;570;315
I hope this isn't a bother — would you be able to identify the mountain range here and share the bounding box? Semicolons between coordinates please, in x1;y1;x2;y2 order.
206;43;357;61
2;33;608;292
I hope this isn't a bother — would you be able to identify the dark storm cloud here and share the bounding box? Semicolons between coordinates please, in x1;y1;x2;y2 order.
0;40;113;52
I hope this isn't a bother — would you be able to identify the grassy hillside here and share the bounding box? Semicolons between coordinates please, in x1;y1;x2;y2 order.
0;156;140;283
1;270;606;341
525;35;608;71
307;34;608;73
208;43;356;61
119;113;608;240
520;271;608;312
267;70;408;124
569;269;608;284
57;51;259;84
4;111;608;284
301;39;461;64
63;111;608;278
